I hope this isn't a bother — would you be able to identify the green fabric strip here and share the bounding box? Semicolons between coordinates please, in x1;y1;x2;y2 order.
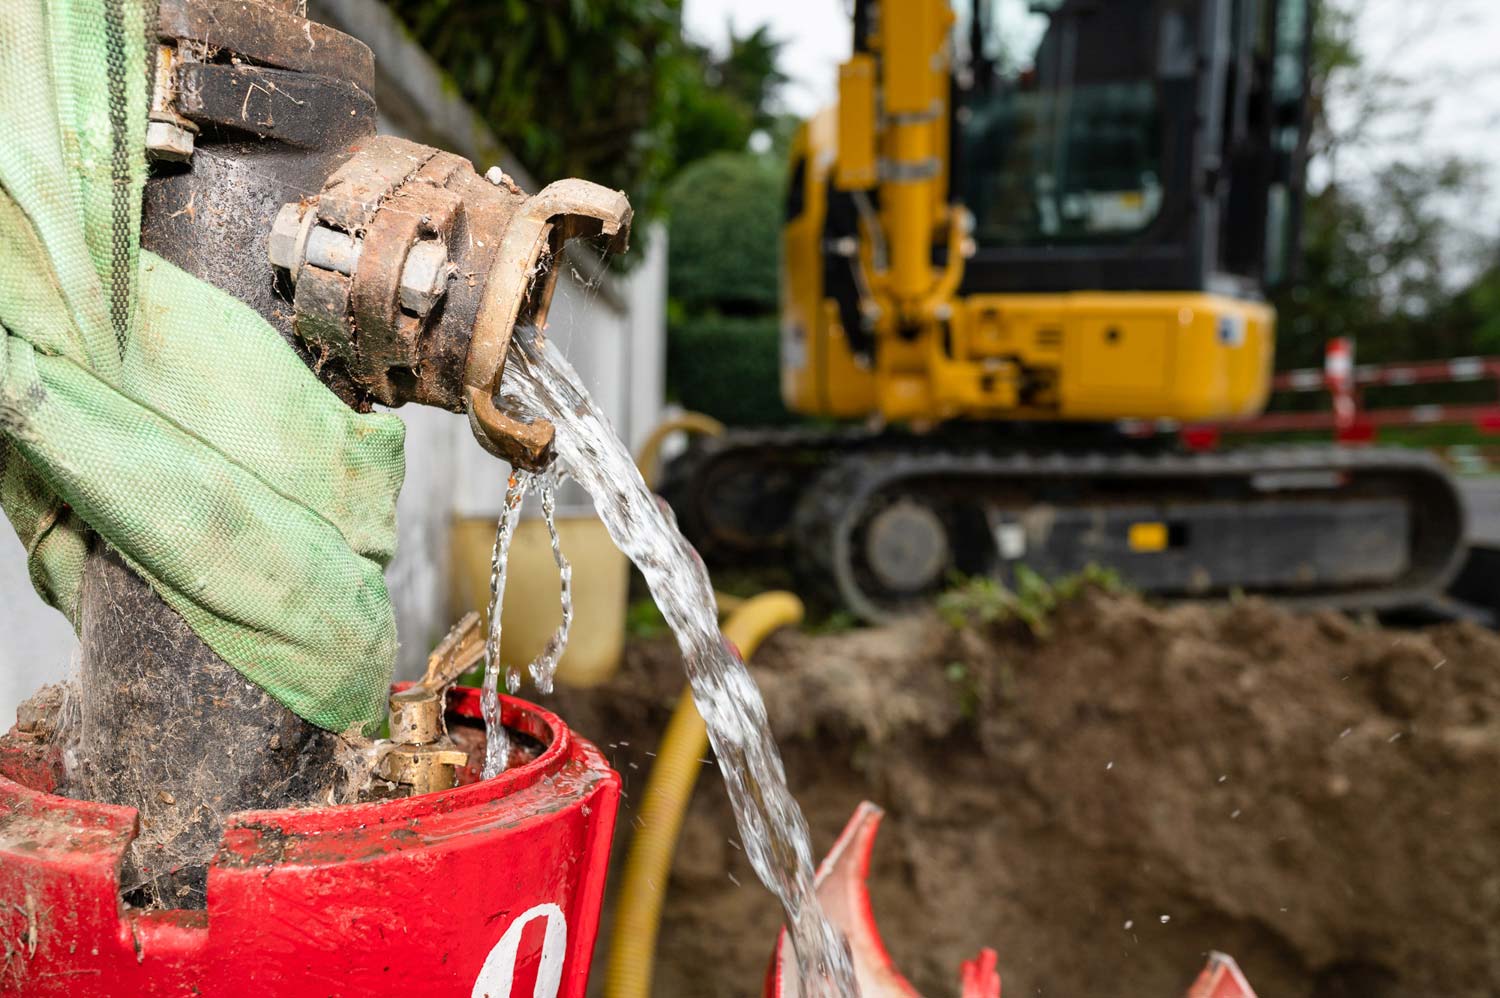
0;0;405;733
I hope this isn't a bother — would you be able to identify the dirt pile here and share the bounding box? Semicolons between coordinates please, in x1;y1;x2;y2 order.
552;592;1500;997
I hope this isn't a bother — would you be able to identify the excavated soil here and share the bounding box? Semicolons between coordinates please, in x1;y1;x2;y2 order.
550;592;1500;997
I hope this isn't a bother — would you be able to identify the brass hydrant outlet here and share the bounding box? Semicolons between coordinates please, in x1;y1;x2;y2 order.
377;612;486;795
266;136;632;472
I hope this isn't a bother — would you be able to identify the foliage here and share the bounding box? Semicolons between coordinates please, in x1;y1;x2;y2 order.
937;565;1124;638
943;661;983;721
672;26;790;169
803;609;860;636
667;313;794;426
625;597;669;639
662;151;791;428
665;153;784;313
385;2;789;222
1272;0;1499;371
1277;158;1489;370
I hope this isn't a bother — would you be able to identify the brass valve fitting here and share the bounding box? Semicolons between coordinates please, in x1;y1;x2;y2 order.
376;612;487;796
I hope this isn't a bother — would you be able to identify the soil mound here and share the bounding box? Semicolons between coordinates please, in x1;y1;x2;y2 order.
553;592;1500;997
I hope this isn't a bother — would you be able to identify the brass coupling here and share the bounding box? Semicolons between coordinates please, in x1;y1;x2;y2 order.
267;136;632;472
462;178;632;470
376;612;485;796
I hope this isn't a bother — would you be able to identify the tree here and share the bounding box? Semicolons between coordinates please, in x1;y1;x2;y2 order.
669;26;790;164
384;2;789;221
1273;0;1499;369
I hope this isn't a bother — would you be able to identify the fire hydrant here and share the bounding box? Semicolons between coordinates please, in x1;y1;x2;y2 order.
0;688;619;996
1;0;630;989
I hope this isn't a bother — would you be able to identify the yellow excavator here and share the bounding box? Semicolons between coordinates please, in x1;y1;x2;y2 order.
662;0;1465;621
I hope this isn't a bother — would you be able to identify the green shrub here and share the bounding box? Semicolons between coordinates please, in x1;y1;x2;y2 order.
665;153;783;313
667;314;794;426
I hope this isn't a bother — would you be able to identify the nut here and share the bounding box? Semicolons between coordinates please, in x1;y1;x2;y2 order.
267;202;308;273
145;120;195;162
399;240;451;316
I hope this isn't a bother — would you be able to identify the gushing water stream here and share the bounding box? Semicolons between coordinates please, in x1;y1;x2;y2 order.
484;325;858;997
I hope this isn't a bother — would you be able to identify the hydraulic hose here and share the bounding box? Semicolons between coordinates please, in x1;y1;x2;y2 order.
604;591;805;998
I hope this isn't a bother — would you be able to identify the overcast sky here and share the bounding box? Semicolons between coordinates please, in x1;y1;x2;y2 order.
683;0;1500;234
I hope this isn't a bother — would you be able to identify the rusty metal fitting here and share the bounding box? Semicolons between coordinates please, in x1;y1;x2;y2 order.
377;612;486;795
269;205;453;319
146;43;197;162
462;178;632;470
151;0;376;161
266;134;633;470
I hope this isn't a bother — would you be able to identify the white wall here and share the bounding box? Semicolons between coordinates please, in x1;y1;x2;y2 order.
0;523;78;726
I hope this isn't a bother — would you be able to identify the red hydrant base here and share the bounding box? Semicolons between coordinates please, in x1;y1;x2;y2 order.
0;688;620;997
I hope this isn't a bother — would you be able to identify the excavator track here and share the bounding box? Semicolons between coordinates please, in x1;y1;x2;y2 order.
660;431;1467;623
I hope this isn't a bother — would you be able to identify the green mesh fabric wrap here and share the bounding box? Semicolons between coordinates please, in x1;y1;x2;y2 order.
0;0;405;733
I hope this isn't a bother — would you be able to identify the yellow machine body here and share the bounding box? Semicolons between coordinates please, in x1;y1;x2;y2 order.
780;0;1277;427
670;0;1466;623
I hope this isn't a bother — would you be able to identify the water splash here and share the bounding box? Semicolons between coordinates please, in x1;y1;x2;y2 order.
481;470;532;779
523;471;574;696
499;326;858;997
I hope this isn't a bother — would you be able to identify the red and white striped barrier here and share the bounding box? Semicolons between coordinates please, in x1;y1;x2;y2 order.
1170;344;1500;449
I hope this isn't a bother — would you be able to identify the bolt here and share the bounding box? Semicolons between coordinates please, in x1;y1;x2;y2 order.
305;225;362;275
400;240;452;316
145;120;194;162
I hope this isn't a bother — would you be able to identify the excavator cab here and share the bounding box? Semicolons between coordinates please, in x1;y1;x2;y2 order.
953;0;1311;296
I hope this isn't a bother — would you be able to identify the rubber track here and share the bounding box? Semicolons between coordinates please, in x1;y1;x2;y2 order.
785;444;1469;623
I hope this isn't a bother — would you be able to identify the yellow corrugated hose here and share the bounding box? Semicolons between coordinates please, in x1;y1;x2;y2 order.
633;411;726;492
604;591;805;998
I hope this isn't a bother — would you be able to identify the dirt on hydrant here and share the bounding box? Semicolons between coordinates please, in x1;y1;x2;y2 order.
551;590;1500;998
